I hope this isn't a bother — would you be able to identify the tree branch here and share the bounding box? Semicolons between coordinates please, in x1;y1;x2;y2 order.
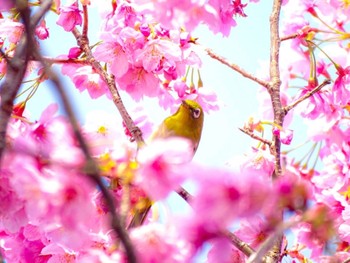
82;4;88;38
238;128;272;147
0;1;33;163
71;28;144;145
42;57;89;64
248;219;298;263
269;0;284;179
30;0;53;27
264;0;284;262
177;187;255;257
35;41;139;263
225;231;255;257
1;2;138;262
176;186;192;202
283;79;331;114
204;47;269;88
280;33;299;41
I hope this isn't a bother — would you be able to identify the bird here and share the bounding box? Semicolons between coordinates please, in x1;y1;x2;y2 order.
128;99;204;228
150;99;204;155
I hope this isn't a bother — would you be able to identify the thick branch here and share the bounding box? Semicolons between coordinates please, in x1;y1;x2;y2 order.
82;5;88;38
0;1;34;163
44;69;137;263
269;0;283;179
265;0;284;262
37;27;138;263
1;2;137;262
205;48;269;88
30;0;53;27
283;79;331;114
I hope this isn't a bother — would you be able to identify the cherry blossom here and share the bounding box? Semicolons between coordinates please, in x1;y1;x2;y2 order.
2;0;350;262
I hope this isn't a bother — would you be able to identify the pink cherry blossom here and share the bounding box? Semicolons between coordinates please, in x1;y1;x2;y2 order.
117;67;160;101
272;127;294;145
82;110;127;156
207;238;245;263
0;19;24;44
62;63;110;99
228;147;275;178
333;66;350;106
235;217;269;249
0;1;15;11
130;223;192;263
68;46;82;59
136;138;193;200
94;41;129;78
178;169;272;251
134;39;182;73
35;20;50;40
56;1;82;32
0;228;48;262
11;103;84;166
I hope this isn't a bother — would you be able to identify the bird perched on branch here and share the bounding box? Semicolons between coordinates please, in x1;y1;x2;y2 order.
128;99;204;228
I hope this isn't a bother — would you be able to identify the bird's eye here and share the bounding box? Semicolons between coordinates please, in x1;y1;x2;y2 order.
192;108;201;119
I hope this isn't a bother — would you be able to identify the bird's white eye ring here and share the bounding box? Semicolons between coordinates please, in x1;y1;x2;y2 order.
192;108;201;119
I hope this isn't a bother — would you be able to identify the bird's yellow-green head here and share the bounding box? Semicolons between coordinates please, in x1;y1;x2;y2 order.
152;100;204;155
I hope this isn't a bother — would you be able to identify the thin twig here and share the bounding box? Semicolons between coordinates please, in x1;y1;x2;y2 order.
238;128;272;147
204;47;269;89
42;57;88;64
36;49;138;263
176;186;192;202
280;33;299;41
342;258;350;263
283;79;331;114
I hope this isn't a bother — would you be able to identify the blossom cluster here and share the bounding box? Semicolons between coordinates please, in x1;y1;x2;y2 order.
58;0;229;112
1;0;350;262
250;0;350;261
